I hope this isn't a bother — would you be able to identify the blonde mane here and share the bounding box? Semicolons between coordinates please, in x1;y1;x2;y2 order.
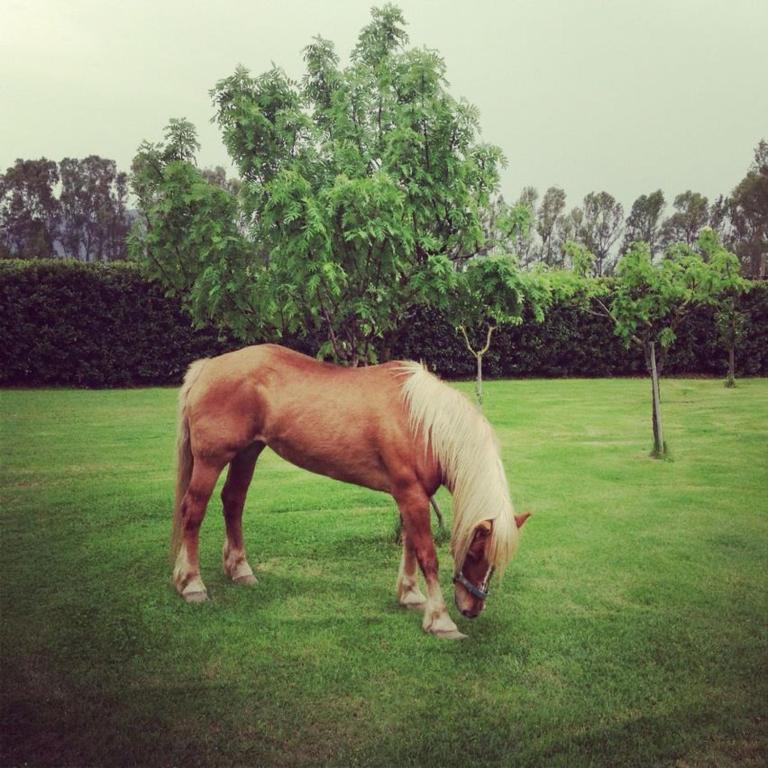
399;362;519;574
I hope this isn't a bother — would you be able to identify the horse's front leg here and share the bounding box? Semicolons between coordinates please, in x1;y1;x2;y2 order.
396;524;427;609
395;486;466;640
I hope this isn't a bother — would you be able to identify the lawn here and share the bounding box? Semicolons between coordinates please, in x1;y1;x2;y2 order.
1;377;766;767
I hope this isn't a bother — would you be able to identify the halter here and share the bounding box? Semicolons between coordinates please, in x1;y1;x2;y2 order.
453;566;495;601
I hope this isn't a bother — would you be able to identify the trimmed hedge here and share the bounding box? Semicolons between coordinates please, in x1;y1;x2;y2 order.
1;259;766;387
0;261;234;387
397;290;768;379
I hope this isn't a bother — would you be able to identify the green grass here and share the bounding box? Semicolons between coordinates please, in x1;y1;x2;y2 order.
1;378;766;767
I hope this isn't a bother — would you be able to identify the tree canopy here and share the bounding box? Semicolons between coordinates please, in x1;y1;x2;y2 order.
132;4;506;364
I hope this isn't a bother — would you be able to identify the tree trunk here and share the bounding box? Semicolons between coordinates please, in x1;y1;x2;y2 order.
648;341;666;457
725;345;736;388
475;353;483;407
725;314;736;388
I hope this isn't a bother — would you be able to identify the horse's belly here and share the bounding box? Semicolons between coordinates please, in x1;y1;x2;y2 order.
266;434;391;494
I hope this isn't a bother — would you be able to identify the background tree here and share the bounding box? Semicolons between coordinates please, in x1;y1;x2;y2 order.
578;191;624;276
0;159;60;258
621;190;665;256
201;166;242;197
59;156;130;261
725;140;767;279
555;207;584;261
562;239;595;277
476;196;535;261
696;228;749;387
134;5;505;365
708;193;731;242
535;186;566;267
660;190;709;248
513;186;539;266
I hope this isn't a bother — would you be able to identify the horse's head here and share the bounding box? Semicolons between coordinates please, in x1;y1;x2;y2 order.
453;513;530;618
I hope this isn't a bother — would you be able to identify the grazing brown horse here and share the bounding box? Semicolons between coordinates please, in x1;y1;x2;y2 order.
172;344;528;639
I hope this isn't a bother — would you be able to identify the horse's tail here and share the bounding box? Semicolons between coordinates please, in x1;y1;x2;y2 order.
171;358;208;560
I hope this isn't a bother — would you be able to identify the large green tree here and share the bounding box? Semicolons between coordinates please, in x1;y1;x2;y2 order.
133;5;504;365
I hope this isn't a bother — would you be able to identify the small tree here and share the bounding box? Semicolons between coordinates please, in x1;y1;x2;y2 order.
573;239;715;457
449;254;549;406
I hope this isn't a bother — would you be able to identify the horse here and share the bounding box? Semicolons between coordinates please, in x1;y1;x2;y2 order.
171;344;529;639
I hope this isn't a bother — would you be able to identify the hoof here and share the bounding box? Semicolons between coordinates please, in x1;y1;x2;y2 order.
179;575;208;603
399;590;427;610
423;610;466;639
183;589;208;604
226;558;256;585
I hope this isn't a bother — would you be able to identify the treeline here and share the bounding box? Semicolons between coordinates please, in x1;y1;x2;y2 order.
1;260;765;387
1;140;764;278
507;140;767;279
0;156;237;262
0;157;130;261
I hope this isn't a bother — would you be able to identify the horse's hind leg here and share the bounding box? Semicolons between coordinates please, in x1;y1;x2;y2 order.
221;442;264;586
174;458;222;602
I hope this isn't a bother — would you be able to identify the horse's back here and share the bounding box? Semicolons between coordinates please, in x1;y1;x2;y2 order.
188;343;403;406
183;345;426;491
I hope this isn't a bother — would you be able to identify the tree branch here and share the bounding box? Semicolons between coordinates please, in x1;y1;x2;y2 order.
458;325;479;358
478;325;495;356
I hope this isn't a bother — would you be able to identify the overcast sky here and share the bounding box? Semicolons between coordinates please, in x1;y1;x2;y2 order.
2;0;766;211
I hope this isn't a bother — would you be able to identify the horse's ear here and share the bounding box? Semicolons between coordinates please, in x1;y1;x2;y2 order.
515;512;531;528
